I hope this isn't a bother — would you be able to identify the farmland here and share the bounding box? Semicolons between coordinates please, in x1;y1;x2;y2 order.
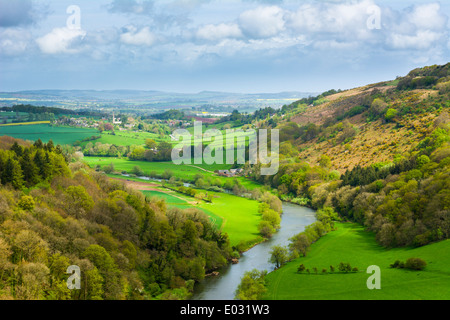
83;156;261;189
142;188;262;249
116;176;263;249
0;123;99;146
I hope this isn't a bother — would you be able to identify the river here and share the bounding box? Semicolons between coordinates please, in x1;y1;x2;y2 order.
191;202;317;300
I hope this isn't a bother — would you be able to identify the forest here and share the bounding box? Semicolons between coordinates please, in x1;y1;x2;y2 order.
0;136;233;300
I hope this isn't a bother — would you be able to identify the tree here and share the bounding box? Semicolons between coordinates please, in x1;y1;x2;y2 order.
2;157;24;189
20;149;39;185
145;139;157;150
65;185;94;218
289;233;310;257
297;264;305;274
14;230;48;263
235;269;267;300
131;166;144;176
103;163;115;174
18;195;35;211
319;154;331;169
15;262;50;300
258;220;275;238
269;245;288;269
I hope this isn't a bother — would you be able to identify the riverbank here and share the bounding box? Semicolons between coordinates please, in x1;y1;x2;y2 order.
191;202;317;300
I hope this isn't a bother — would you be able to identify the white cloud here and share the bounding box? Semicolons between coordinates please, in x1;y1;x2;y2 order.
239;5;285;39
0;28;32;56
120;25;156;46
387;30;444;50
36;27;86;54
407;3;447;31
287;0;376;36
196;23;243;42
385;2;448;50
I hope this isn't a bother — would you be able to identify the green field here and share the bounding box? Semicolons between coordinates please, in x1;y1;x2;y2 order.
0;124;99;146
141;190;224;229
264;222;450;300
135;183;262;249
196;191;262;249
80;130;168;147
84;156;260;189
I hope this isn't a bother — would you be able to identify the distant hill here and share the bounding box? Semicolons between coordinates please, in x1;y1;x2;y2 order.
0;89;317;111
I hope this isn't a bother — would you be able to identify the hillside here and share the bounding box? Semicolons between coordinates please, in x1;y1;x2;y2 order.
277;63;450;173
247;62;450;252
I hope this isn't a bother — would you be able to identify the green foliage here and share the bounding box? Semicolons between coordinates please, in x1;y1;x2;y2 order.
235;269;267;300
18;195;35;211
385;108;398;122
0;139;234;300
269;245;289;268
405;257;427;270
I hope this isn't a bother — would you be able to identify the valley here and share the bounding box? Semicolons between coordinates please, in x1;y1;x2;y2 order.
0;63;449;301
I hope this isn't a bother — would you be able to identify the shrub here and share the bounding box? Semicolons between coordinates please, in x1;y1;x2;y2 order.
297;264;306;274
405;258;427;271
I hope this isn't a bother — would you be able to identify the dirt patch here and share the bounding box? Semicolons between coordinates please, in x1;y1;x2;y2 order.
109;177;160;191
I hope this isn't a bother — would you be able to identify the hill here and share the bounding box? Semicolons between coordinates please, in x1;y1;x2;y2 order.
275;63;450;173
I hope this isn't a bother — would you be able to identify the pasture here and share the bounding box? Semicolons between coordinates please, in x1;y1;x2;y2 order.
264;222;450;300
112;174;263;250
0;124;99;146
84;156;261;189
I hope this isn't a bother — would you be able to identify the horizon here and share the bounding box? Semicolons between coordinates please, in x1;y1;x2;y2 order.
1;0;449;93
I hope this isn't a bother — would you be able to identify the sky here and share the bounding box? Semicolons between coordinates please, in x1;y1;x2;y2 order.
0;0;449;93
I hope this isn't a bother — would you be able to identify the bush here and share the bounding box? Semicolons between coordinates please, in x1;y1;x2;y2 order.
405;258;427;270
390;258;426;270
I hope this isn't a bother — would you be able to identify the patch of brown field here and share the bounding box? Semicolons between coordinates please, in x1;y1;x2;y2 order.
109;177;160;191
291;85;396;126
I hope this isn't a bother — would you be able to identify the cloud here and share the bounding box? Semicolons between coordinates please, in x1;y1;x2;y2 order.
108;0;154;15
286;0;377;38
196;23;243;42
0;28;32;56
387;30;444;50
239;5;285;38
406;3;448;31
36;27;87;54
120;25;156;46
0;0;34;27
385;2;448;50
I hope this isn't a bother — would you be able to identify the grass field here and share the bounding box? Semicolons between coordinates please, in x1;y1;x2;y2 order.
84;156;261;189
141;190;224;229
142;188;262;248
0;124;99;146
264;222;450;300
196;191;262;249
116;174;263;250
80;130;168;147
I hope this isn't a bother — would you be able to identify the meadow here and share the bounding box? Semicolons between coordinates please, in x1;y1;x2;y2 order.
80;130;168;147
112;174;263;250
84;156;261;189
141;190;224;229
264;222;450;300
195;190;263;249
0;123;99;146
